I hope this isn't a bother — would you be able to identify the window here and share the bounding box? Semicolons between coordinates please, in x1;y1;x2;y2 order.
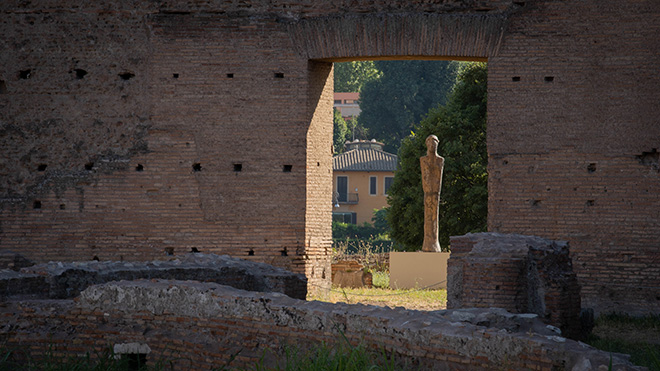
369;176;377;195
337;176;348;202
384;176;394;195
334;99;342;104
332;212;357;224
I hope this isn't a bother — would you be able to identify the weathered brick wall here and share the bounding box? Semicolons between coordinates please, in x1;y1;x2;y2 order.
487;1;660;315
0;281;643;370
1;1;659;312
448;233;582;339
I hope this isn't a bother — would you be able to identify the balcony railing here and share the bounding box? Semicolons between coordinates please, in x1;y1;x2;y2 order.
333;192;359;205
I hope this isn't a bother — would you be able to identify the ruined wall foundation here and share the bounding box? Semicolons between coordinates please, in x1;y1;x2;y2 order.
448;233;583;339
0;280;644;370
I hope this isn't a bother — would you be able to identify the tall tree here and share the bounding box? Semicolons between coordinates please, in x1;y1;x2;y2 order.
333;108;349;153
334;61;382;92
358;60;457;152
386;62;488;251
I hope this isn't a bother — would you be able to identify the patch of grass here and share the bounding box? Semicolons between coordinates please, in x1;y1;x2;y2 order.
372;271;389;288
246;333;406;371
0;344;186;371
586;313;660;371
309;276;447;312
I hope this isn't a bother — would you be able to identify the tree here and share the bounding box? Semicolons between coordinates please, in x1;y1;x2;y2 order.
358;60;457;152
387;62;488;251
334;61;382;92
333;109;349;153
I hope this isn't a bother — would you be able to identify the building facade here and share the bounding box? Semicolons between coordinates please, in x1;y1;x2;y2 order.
332;140;397;225
333;92;361;121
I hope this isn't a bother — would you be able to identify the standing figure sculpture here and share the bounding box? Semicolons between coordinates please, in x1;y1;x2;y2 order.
420;135;445;252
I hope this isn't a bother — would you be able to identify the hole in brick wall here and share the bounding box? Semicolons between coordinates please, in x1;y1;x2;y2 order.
531;199;541;207
119;72;135;80
227;73;234;78
165;247;174;256
19;69;32;79
37;164;47;171
587;163;597;173
586;200;595;206
59;204;66;210
495;285;500;290
274;72;284;78
281;247;288;256
502;160;508;165
173;73;179;78
636;148;659;171
233;163;242;172
192;163;202;172
85;162;94;171
122;353;147;371
248;249;254;256
135;164;144;171
33;200;41;209
544;76;554;82
513;1;525;6
74;69;87;79
282;165;292;172
317;162;320;166
0;80;7;94
190;247;200;253
92;255;99;261
322;268;326;279
512;76;521;82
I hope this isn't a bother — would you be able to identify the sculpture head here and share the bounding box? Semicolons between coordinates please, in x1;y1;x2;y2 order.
425;135;439;155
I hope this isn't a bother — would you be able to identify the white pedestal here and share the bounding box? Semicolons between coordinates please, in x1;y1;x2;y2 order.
389;251;450;290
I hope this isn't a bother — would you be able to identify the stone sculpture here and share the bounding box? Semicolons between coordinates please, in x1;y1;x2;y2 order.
420;135;445;252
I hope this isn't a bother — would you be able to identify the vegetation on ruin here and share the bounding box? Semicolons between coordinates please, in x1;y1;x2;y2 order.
586;313;660;371
387;62;488;251
248;337;406;371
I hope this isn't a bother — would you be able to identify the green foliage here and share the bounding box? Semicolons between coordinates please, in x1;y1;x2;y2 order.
248;336;402;371
332;221;380;240
586;313;660;370
333;108;349;153
333;61;382;93
358;60;457;152
387;62;488;251
371;208;390;236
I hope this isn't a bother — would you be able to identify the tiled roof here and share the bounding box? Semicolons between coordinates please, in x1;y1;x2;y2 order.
333;148;398;172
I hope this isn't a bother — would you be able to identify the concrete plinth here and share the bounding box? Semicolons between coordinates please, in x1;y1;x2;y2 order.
389;251;450;290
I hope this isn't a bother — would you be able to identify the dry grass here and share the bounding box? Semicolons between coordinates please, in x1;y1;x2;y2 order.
308;272;447;311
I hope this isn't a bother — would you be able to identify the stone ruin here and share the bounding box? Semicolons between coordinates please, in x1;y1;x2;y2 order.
0;248;644;370
0;253;307;300
448;233;583;339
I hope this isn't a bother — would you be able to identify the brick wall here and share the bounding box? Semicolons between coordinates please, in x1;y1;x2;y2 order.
1;0;659;313
488;1;660;315
0;280;643;370
448;233;582;338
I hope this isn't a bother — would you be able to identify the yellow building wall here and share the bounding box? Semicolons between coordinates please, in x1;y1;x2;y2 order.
332;171;393;225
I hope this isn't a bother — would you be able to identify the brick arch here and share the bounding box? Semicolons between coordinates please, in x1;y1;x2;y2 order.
287;13;507;61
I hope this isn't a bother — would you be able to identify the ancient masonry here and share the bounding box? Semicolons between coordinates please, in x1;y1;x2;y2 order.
1;1;659;314
447;233;582;339
0;259;644;369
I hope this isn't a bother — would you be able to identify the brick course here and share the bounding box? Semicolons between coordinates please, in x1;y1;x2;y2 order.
0;280;644;370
